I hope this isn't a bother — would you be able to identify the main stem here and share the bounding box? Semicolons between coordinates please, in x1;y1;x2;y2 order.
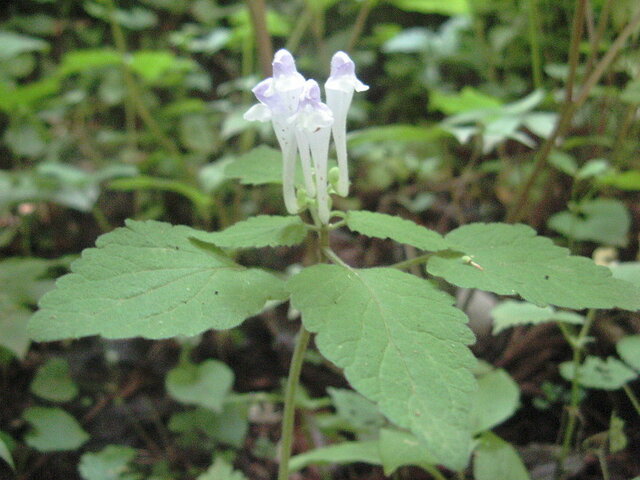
277;224;329;480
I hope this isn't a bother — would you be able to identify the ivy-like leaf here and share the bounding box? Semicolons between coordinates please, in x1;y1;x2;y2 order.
560;356;637;390
23;407;89;452
288;265;476;470
427;223;640;310
29;220;287;341
30;358;79;403
473;433;531;480
345;211;447;252
472;369;519;433
192;215;308;248
78;445;138;480
289;441;380;472
166;359;234;412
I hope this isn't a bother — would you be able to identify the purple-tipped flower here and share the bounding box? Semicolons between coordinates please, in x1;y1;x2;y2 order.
325;51;369;197
244;49;367;224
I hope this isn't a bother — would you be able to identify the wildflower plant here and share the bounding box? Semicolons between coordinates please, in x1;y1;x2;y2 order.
28;49;640;479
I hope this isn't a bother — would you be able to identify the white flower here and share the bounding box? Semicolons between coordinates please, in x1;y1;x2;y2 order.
325;51;369;197
291;80;334;223
244;49;367;224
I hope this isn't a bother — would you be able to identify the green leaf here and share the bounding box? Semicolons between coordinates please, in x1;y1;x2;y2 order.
378;429;437;475
168;404;248;448
390;0;469;15
108;176;212;211
472;369;520;433
560;356;637;390
288;265;476;470
192;215;308;248
129;50;188;83
0;303;31;359
78;445;138;480
430;87;503;115
348;125;447;147
327;388;386;433
491;300;584;335
31;358;79;403
610;262;640;289
548;199;630;246
223;146;290;185
473;433;531;480
609;415;627;453
166;359;234;412
58;49;122;76
549;151;578;176
345;211;447;252
196;458;247;480
289;441;380;472
599;170;640;190
616;335;640;372
23;407;89;451
0;436;14;471
0;31;49;60
29;220;287;341
427;223;640;310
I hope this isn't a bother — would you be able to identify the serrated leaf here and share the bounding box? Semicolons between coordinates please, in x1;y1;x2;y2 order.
560;356;637;390
345;211;447;252
289;441;380;472
192;215;308;248
616;335;640;371
491;300;584;335
78;445;138;480
473;433;531;480
378;429;437;475
548;199;630;246
23;407;89;451
31;358;79;402
472;369;519;433
427;223;640;310
288;265;476;470
29;220;287;341
166;359;234;412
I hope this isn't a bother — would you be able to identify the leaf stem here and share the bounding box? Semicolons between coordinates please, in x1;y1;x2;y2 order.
557;309;596;478
389;253;434;271
526;0;543;89
622;384;640;418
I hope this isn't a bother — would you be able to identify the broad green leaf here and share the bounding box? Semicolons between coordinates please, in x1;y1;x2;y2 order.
23;407;89;451
31;358;78;403
599;170;640;190
348;125;447;147
491;300;584;335
78;445;138;480
166;359;234;412
0;437;14;471
427;223;640;311
389;0;469;15
472;369;519;433
616;335;640;371
223;146;289;185
288;265;476;470
29;220;287;341
345;211;447;252
289;441;380;472
548;199;630;246
129;50;190;83
197;458;247;480
610;262;640;289
108;176;212;211
0;31;49;60
473;433;531;480
0;303;31;359
168;404;248;448
327;387;386;433
58;49;122;76
378;429;437;475
192;215;308;248
430;87;502;115
560;356;637;390
549;151;578;176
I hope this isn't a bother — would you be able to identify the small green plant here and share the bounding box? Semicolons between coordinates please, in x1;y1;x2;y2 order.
26;49;640;479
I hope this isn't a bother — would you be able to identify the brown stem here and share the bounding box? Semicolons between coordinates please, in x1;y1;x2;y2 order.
246;0;274;77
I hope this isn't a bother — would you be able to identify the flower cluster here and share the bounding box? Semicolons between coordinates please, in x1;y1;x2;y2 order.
244;49;368;224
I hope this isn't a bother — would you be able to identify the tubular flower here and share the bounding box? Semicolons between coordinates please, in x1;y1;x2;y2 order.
244;49;367;223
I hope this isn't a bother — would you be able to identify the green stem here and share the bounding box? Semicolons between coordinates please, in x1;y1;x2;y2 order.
389;253;433;271
558;309;596;477
347;0;377;52
622;384;640;417
526;0;543;89
277;326;312;480
245;0;274;77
